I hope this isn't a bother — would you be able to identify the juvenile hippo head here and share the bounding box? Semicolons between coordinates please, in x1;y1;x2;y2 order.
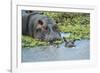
63;37;76;48
22;10;61;41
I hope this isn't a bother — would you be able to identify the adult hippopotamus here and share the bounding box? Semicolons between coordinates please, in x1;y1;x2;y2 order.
22;10;61;41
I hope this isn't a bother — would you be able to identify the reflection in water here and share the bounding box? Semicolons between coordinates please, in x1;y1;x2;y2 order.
22;40;90;62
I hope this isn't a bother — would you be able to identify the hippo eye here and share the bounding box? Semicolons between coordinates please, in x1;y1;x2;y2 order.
38;20;43;25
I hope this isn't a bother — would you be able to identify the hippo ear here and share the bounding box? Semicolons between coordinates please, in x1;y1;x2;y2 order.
38;20;43;25
73;39;76;43
63;37;67;42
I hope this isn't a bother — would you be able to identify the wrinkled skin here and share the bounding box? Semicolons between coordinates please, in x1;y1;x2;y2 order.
63;37;75;48
22;10;61;41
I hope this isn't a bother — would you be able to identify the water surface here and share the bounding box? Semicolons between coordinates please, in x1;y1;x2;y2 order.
22;40;90;62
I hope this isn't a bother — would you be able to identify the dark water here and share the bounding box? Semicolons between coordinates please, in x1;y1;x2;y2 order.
22;39;90;62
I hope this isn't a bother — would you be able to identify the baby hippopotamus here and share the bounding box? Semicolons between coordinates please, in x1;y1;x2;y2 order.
63;37;76;48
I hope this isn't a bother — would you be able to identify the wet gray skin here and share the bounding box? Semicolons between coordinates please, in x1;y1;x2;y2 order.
22;10;61;42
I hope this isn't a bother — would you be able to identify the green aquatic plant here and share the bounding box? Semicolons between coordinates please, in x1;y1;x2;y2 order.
22;36;49;48
58;24;90;40
22;36;63;48
53;40;63;44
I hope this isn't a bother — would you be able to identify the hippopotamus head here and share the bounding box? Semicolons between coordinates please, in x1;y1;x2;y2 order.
22;10;61;42
33;15;61;41
63;37;76;48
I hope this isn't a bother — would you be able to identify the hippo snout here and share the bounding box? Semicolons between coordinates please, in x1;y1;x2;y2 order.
45;32;61;41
